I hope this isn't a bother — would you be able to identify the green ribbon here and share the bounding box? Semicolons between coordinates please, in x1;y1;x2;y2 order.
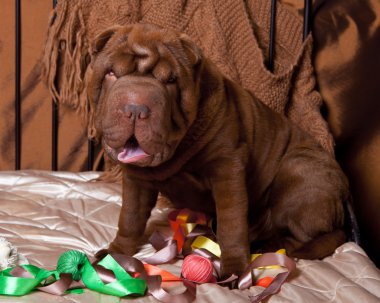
80;254;146;297
0;250;147;297
0;264;57;296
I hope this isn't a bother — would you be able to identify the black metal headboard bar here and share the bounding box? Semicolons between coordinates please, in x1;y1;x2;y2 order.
52;0;58;171
303;0;312;41
15;0;21;170
268;0;312;72
88;139;95;171
51;97;59;170
268;0;277;72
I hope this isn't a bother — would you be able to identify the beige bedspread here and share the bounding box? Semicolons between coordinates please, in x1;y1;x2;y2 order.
0;170;379;302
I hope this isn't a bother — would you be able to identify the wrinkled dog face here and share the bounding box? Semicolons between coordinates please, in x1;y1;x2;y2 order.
89;24;202;167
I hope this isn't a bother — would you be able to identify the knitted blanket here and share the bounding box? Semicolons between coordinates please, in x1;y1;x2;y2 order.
42;0;334;156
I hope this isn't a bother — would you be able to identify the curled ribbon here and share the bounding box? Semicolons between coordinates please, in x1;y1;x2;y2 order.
143;208;296;303
0;264;61;296
109;253;195;303
168;208;210;253
0;250;147;297
239;252;296;303
0;209;297;303
0;250;196;302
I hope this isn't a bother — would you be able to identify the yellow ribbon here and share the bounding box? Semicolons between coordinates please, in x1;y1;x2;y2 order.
251;249;286;269
191;236;221;257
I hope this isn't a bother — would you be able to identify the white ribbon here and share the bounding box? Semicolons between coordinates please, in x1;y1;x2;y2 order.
0;237;28;270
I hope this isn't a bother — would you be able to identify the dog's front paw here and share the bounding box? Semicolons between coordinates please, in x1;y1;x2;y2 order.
95;236;138;259
95;248;113;259
220;255;249;278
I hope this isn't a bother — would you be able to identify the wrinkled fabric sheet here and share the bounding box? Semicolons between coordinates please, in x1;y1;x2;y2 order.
0;170;379;303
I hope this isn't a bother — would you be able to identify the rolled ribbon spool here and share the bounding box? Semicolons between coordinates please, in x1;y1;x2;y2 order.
0;237;21;270
56;250;88;280
181;254;215;283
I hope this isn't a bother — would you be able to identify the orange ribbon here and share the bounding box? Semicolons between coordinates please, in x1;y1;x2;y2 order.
168;209;210;252
143;264;181;282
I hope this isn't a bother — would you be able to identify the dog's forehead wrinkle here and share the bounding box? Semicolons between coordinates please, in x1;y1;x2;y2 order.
116;34;128;44
114;42;131;58
165;43;190;65
132;43;152;56
158;42;182;62
152;59;173;80
93;53;110;73
129;44;160;74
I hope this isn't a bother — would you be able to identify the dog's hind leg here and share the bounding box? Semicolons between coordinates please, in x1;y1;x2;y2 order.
285;229;346;259
265;148;349;260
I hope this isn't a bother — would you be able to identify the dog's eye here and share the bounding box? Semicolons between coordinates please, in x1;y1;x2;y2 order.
167;75;177;84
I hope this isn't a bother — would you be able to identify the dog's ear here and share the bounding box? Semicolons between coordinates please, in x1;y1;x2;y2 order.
91;26;123;55
179;34;202;66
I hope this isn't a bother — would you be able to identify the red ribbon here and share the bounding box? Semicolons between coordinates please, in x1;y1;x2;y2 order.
168;208;210;252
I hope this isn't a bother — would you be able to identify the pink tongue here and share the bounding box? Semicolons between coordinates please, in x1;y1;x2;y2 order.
117;146;149;163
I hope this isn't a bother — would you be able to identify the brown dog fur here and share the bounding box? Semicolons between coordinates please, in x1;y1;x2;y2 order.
89;23;348;276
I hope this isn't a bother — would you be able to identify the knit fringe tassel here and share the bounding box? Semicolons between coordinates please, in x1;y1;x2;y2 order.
41;1;96;140
96;163;123;183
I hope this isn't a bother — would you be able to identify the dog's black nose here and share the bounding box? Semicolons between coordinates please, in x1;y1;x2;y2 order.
124;104;150;119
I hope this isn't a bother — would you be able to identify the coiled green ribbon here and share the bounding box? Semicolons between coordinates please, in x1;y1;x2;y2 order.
0;250;146;297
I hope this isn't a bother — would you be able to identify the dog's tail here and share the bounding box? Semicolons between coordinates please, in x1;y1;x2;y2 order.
289;229;347;260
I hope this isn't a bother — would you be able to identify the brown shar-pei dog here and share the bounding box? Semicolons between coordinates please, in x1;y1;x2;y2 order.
89;23;349;276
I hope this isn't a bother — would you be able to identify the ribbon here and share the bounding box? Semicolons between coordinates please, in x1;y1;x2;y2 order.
1;209;296;303
143;264;181;282
168;209;211;253
0;264;59;296
0;250;147;297
166;209;296;302
238;252;296;303
147;209;295;293
142;232;178;265
191;236;221;258
109;253;195;303
0;249;195;302
142;209;215;264
81;254;146;296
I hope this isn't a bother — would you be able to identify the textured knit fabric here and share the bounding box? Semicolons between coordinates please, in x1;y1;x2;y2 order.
41;0;334;156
